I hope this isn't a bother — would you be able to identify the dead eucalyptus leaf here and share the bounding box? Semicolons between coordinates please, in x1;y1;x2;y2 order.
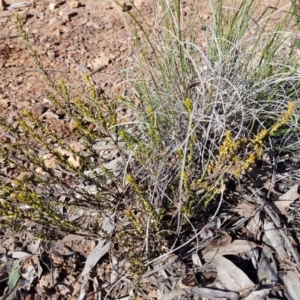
203;240;258;260
190;286;238;299
62;234;86;243
272;200;294;215
279;185;299;201
264;221;288;261
211;255;255;292
233;201;256;218
258;241;277;287
78;275;89;300
245;289;270;300
9;251;32;260
80;240;111;277
282;270;300;300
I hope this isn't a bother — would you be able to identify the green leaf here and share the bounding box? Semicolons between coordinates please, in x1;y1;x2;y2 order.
8;262;21;293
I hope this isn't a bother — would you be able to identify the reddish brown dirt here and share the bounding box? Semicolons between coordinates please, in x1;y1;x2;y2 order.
0;0;293;114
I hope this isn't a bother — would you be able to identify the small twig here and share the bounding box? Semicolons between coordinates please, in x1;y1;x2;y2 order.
9;67;68;74
89;65;107;76
0;35;33;40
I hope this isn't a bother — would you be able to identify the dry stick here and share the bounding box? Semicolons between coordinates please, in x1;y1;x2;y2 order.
0;35;33;40
9;67;68;73
249;188;300;271
89;65;108;76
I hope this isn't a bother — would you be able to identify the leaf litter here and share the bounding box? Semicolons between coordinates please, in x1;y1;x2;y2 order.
2;159;300;299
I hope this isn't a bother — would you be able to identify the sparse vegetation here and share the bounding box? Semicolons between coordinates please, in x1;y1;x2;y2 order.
1;0;300;298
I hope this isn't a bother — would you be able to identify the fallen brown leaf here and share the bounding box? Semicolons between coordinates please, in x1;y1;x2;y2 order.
272;200;294;215
279;184;299;201
203;240;259;260
211;255;255;292
233;201;256;218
